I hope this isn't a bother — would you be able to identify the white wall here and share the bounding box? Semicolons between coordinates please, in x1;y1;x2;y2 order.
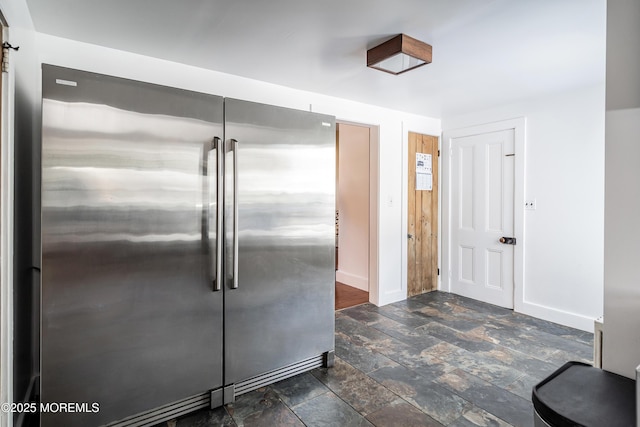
602;0;640;379
442;83;606;331
33;33;441;307
337;123;370;291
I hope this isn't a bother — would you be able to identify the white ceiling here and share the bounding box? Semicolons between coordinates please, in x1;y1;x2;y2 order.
24;0;606;117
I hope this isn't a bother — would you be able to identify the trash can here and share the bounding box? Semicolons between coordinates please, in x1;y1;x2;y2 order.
532;361;636;427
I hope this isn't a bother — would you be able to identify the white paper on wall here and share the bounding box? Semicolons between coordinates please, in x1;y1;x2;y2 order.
416;153;432;191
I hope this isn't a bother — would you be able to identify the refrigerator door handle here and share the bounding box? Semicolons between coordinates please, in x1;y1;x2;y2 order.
205;137;222;292
230;138;239;289
202;138;215;289
214;137;223;292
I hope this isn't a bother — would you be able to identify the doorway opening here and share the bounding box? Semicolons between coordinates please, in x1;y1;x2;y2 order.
335;122;378;310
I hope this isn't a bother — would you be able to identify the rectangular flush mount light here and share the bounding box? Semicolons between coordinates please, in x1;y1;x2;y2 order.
367;34;432;75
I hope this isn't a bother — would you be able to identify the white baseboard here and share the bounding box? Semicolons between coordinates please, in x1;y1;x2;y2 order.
516;300;598;332
335;270;368;291
376;289;406;307
439;287;597;332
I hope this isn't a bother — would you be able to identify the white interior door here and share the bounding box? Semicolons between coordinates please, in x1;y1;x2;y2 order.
450;129;515;308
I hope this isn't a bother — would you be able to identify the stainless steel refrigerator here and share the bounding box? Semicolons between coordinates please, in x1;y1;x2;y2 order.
40;65;335;427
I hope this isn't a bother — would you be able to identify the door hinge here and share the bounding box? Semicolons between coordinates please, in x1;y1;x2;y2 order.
437;268;440;276
2;42;19;73
437;149;440;157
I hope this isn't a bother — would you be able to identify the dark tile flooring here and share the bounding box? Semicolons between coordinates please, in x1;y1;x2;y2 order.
161;291;593;427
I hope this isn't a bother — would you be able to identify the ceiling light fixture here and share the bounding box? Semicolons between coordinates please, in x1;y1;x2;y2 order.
367;34;432;75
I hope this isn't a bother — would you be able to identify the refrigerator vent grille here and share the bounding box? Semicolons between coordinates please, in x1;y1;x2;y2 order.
102;354;325;426
234;354;324;396
103;393;209;427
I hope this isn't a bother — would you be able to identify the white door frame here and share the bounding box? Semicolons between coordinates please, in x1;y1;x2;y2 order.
336;119;379;305
0;14;15;427
442;118;526;311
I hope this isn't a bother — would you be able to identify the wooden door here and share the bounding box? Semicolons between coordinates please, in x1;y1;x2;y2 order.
407;132;438;297
450;129;515;308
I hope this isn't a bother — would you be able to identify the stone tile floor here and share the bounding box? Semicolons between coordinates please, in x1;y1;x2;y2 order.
161;291;593;427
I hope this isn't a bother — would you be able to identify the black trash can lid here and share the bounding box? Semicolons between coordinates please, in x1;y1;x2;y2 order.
532;361;636;427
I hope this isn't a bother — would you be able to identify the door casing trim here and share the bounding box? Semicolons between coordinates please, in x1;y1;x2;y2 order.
442;117;526;311
0;16;15;427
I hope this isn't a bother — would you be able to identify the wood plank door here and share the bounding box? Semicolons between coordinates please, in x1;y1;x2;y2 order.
407;132;438;297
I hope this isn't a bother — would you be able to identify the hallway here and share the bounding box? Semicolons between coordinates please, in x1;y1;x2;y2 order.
335;281;369;310
159;291;593;427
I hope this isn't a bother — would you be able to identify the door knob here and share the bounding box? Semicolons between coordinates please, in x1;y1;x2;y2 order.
499;237;516;245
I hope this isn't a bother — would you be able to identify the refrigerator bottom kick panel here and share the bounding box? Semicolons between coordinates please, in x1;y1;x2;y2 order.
103;351;333;426
231;352;331;398
103;393;210;427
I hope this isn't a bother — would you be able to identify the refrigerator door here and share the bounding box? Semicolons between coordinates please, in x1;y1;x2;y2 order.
224;99;335;385
41;66;224;427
